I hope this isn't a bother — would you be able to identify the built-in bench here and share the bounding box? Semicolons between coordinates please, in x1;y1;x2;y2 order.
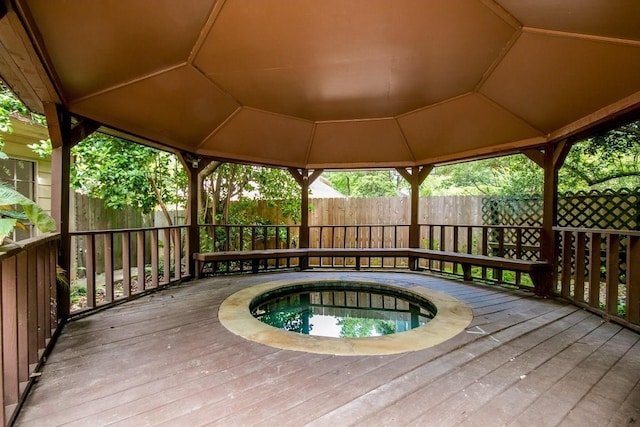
193;247;549;294
193;249;309;278
408;249;548;293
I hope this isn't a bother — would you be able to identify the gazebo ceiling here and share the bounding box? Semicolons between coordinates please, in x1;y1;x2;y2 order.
2;0;640;168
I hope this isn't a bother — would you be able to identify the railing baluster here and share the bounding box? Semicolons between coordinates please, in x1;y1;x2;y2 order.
627;235;639;324
86;234;96;307
574;231;586;302
173;228;182;279
515;227;523;286
481;226;488;280
36;245;46;351
104;233;114;303
560;230;572;298
17;252;28;384
151;229;159;288
136;231;145;293
163;228;171;284
122;232;131;297
27;247;38;366
588;232;602;309
606;234;620;316
2;256;19;407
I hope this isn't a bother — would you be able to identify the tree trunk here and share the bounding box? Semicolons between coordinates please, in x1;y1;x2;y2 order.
149;176;173;226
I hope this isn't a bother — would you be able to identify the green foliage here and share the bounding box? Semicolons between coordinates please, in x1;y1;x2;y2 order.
203;163;301;225
423;155;543;197
0;182;56;243
337;317;396;337
0;82;47;159
325;170;404;197
561;122;640;191
27;139;52;158
422;121;640;196
255;309;307;333
71;134;187;214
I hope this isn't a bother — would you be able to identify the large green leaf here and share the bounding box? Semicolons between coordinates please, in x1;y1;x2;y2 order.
22;203;56;233
0;217;18;241
0;182;56;242
0;183;32;205
0;209;28;221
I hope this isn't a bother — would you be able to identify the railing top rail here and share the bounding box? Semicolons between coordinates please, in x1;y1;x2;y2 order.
70;225;189;236
0;232;60;260
553;226;640;237
309;224;410;227
418;224;542;230
199;224;298;227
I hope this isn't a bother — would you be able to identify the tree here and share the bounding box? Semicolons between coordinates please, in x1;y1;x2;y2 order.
560;121;640;191
199;162;300;225
422;155;543;197
1;80;47;159
325;170;404;197
32;134;187;225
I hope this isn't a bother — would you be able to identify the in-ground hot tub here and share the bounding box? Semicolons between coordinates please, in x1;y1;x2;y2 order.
219;277;472;356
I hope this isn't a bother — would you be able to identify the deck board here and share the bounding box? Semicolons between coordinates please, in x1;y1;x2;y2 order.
14;271;640;426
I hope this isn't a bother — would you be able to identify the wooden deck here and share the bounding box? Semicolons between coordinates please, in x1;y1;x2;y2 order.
14;271;640;426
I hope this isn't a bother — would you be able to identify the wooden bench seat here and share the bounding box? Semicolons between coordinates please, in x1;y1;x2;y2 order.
193;249;308;278
193;247;549;294
408;249;548;294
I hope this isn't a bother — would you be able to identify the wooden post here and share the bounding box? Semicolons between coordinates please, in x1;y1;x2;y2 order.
289;168;323;267
46;104;72;321
524;141;571;296
396;166;432;271
396;166;433;249
46;104;100;319
177;153;206;278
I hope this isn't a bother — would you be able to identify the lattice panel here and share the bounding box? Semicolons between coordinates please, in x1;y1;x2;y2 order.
482;188;640;231
482;196;542;257
558;188;640;230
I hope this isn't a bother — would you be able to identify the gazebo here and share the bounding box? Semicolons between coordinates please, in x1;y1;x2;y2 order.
0;1;639;425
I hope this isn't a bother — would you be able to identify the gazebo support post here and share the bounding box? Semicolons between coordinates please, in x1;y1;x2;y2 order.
289;168;323;267
45;103;99;320
396;166;433;270
177;153;206;278
524;140;572;296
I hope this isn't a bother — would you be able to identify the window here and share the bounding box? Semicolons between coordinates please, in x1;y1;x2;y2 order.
0;157;36;240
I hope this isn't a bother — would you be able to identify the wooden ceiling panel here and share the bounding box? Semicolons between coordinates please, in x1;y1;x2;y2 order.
206;61;428;121
71;65;239;150
22;0;215;99
398;94;543;162
481;31;640;133
200;108;313;166
497;0;640;41
196;0;516;120
308;119;413;167
1;1;639;168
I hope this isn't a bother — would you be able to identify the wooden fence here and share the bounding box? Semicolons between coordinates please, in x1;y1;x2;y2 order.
308;196;483;226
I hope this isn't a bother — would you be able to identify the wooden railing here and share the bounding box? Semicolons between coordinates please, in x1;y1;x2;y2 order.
555;227;640;331
200;224;301;251
418;224;542;288
308;224;410;268
310;224;409;249
0;233;61;425
69;226;189;314
198;223;542;286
